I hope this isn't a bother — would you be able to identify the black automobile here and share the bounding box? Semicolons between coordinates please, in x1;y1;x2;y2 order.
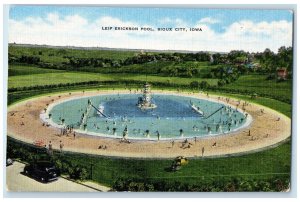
23;161;60;183
6;158;14;166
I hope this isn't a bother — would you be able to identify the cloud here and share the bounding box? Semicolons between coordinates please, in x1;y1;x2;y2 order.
198;17;220;24
9;13;293;53
158;17;187;27
46;13;59;24
95;16;136;27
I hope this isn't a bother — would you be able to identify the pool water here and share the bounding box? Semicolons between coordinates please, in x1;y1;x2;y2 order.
49;94;248;139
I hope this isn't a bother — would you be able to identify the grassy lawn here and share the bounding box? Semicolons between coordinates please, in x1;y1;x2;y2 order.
211;92;292;118
8;64;65;76
8;65;219;88
108;61;219;77
8;72;114;88
222;74;292;101
117;73;218;86
9;45;138;61
61;139;291;187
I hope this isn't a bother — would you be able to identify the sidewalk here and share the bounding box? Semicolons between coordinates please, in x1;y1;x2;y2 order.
60;175;111;192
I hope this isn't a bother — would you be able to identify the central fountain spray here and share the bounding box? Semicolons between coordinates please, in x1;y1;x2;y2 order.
137;83;157;109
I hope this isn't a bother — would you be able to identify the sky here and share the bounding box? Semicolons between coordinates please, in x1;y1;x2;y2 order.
8;5;294;53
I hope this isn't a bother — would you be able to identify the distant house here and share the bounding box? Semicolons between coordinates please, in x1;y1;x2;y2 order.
226;66;233;74
277;68;288;80
209;54;214;63
245;64;254;69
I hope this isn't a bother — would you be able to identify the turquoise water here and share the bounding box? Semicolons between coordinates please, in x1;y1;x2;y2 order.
49;94;247;139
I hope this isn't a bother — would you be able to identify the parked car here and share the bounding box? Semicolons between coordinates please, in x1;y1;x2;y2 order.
6;158;14;166
23;161;60;183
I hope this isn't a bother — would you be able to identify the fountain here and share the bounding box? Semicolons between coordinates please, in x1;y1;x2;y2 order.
137;83;157;109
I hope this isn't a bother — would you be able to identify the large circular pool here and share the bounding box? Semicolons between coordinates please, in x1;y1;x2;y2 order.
47;94;250;140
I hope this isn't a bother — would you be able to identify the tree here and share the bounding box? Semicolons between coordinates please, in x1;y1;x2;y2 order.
277;46;293;72
79;168;88;181
199;81;209;89
217;80;226;87
258;48;276;72
190;81;199;89
212;53;222;65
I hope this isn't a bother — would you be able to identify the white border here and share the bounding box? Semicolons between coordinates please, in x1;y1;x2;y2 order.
1;1;298;200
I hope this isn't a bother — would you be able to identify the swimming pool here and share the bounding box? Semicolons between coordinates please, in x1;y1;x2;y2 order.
47;93;250;140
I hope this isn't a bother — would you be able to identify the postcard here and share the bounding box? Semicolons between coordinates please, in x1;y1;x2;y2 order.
5;5;293;193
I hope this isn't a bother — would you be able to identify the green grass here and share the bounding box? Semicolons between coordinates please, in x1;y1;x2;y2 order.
8;72;113;88
8;64;65;76
222;74;292;101
118;73;218;86
210;92;292;118
8;135;291;188
9;45;138;61
112;61;218;77
8;65;218;88
59;140;290;186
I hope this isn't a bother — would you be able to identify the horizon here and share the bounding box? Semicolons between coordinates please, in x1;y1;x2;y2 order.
9;42;291;54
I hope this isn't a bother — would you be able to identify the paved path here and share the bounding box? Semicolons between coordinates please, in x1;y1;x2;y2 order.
6;161;110;192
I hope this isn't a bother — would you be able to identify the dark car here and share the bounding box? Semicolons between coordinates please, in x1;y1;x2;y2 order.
6;158;14;166
23;161;60;183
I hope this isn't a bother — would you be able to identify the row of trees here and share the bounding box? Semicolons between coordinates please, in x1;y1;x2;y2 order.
255;46;293;72
9;51;211;69
8;46;293;81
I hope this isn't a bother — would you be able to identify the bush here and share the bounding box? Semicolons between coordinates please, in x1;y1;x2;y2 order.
217;80;226;87
68;166;89;181
190;81;199;89
111;177;290;192
266;74;276;80
199;81;209;89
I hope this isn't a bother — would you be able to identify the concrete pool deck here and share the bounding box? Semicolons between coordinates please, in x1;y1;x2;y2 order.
7;89;291;158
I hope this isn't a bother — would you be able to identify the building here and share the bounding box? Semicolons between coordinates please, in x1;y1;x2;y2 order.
277;68;288;80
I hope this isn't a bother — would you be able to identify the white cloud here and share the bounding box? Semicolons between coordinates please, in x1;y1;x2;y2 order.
158;17;187;27
9;13;293;53
198;17;220;24
95;16;135;27
46;13;59;24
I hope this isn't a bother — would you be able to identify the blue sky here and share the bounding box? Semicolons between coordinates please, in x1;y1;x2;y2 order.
8;5;294;52
9;6;293;32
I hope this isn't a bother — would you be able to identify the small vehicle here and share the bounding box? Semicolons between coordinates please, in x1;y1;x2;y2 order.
170;156;188;171
23;161;60;183
6;158;13;166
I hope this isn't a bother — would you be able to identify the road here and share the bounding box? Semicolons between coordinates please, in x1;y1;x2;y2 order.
6;161;110;192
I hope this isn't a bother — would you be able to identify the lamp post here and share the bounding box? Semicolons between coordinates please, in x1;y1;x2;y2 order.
90;163;94;180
